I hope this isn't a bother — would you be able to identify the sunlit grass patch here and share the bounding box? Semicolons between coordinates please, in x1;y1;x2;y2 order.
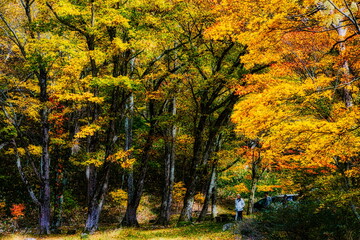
0;222;236;240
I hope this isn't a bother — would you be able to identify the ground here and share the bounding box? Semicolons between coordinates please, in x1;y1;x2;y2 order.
0;222;237;240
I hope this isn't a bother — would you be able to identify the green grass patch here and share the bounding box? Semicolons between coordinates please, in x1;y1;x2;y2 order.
1;222;236;240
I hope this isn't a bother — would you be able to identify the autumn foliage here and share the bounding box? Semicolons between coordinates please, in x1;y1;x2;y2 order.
10;204;25;220
0;0;359;236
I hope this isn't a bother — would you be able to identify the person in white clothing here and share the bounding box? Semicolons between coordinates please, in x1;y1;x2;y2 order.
235;194;245;221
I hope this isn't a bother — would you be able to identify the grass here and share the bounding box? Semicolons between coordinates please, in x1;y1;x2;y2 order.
0;222;237;240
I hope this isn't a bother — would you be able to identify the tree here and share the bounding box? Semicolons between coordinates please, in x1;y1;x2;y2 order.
232;26;360;222
0;0;80;233
176;26;246;222
157;97;177;226
44;0;132;232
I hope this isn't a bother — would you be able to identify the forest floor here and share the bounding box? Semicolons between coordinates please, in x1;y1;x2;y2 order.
0;222;238;240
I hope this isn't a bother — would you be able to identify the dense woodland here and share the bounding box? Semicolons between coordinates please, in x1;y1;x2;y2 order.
0;0;359;238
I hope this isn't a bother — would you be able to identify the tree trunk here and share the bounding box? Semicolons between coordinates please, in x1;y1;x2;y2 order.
84;198;105;233
39;202;50;235
122;200;139;227
12;113;49;235
198;135;222;222
179;94;238;223
83;30;111;233
39;150;51;235
178;113;207;222
248;179;258;215
122;136;152;226
211;184;217;219
84;163;110;233
38;66;51;235
122;93;138;227
157;98;177;226
84;164;97;233
122;94;158;227
334;23;353;108
39;147;51;235
52;161;66;232
197;164;216;222
246;140;263;215
179;192;195;222
178;160;200;222
247;157;259;215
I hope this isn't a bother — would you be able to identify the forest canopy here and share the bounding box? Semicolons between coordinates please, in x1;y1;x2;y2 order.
0;0;359;237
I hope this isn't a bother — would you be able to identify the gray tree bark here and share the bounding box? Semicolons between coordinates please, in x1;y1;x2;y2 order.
157;98;177;225
197;163;216;221
38;66;51;235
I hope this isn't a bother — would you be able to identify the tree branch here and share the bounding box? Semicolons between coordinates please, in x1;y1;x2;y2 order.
330;33;357;52
328;0;359;31
141;35;200;79
219;157;242;172
214;42;235;73
46;2;87;36
13;139;41;206
0;13;26;57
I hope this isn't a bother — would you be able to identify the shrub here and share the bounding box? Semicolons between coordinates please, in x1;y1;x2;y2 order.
10;204;25;220
235;219;265;240
255;201;360;240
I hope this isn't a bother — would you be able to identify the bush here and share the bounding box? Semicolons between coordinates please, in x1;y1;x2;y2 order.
235;219;265;240
255;201;360;240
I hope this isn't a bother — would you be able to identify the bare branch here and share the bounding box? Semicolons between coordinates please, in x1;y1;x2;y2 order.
330;32;357;51
46;2;87;36
13;139;41;206
141;35;200;79
214;42;235;73
343;0;360;33
219;157;242;172
328;0;360;33
0;13;26;57
0;142;8;150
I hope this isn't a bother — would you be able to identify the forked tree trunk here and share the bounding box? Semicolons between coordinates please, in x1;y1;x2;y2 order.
179;193;195;222
122;56;158;227
197;164;216;222
179;93;238;223
178;161;200;222
247;155;266;215
85;197;105;233
122;93;138;227
178;114;207;222
157;98;177;226
122;97;157;227
12;122;51;235
83;28;106;233
84;163;110;233
198;136;222;222
122;135;153;226
7;6;50;234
